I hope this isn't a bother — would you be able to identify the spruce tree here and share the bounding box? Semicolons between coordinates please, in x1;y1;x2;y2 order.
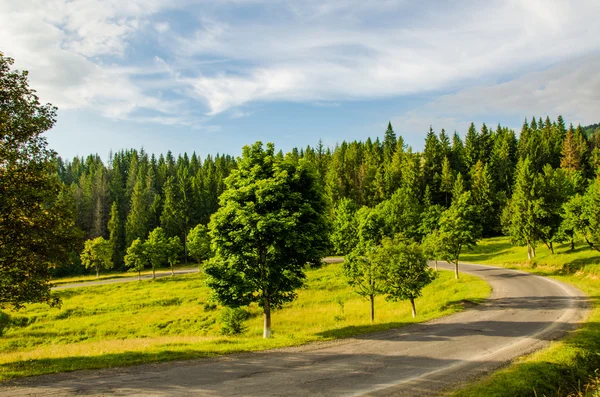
107;201;124;269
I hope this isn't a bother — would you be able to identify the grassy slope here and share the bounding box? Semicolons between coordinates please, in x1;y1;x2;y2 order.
1;262;489;381
450;237;600;397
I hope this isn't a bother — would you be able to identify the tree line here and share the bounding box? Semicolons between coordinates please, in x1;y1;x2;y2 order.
55;116;600;277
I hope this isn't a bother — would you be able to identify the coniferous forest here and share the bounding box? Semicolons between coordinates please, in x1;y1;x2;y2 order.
54;116;600;277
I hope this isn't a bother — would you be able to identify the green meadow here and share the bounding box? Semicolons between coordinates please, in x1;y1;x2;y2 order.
0;262;489;381
451;237;600;397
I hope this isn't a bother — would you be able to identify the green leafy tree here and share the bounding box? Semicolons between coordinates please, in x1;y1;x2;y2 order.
0;52;80;308
562;173;600;254
80;237;113;279
343;206;387;322
187;224;212;264
145;227;168;279
422;229;443;271
502;157;546;259
206;142;329;338
376;237;436;318
124;238;147;281
439;191;480;278
378;187;421;240
166;236;183;276
344;249;386;323
330;198;358;255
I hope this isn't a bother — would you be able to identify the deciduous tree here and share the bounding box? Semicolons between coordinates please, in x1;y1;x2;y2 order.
187;224;211;264
124;238;147;281
376;237;436;318
206;142;329;338
0;52;79;308
80;237;113;279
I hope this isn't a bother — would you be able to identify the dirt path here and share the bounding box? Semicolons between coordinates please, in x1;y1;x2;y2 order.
1;262;589;396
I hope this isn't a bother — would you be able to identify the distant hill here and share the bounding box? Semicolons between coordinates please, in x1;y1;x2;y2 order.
583;123;600;138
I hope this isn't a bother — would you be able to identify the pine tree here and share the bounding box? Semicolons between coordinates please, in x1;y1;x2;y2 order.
107;201;124;269
125;179;149;247
561;125;582;173
383;121;397;164
440;156;454;207
470;161;496;236
464;123;479;171
502;157;545;259
160;176;183;238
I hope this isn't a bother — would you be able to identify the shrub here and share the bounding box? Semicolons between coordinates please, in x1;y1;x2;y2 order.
0;311;11;336
219;307;249;336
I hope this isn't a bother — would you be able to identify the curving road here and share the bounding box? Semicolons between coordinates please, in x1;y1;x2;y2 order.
0;262;589;397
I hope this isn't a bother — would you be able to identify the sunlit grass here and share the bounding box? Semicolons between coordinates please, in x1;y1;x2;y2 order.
1;262;489;381
451;237;600;397
50;265;200;286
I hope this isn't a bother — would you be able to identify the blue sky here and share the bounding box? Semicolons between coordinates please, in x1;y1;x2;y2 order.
2;0;600;159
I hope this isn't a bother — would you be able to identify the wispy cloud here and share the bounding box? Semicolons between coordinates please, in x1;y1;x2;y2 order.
1;0;599;129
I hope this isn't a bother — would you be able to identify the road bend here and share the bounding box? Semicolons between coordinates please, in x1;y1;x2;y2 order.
0;262;589;397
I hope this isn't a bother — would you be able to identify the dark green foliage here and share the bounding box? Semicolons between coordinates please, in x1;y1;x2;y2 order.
0;311;11;336
0;52;80;308
219;307;249;336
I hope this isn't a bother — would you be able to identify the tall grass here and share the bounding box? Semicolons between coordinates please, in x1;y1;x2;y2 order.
0;262;489;381
451;237;600;397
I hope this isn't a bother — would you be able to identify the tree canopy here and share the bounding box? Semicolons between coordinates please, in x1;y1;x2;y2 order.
205;142;330;338
0;52;80;309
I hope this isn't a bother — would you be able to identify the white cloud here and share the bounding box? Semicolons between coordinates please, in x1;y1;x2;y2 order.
0;0;180;123
1;0;599;128
392;54;600;139
176;0;600;115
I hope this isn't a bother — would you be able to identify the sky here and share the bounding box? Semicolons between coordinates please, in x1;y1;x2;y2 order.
1;0;600;160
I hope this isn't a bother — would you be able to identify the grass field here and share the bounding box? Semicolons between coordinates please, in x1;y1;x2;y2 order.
450;237;600;397
0;262;489;381
50;265;200;286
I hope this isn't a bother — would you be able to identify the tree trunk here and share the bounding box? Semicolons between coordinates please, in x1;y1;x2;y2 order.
531;243;536;258
138;270;141;281
171;263;174;276
152;267;156;279
370;294;375;323
263;296;272;338
96;266;99;280
434;259;438;271
410;298;416;318
454;261;459;279
570;235;575;251
549;241;554;254
527;241;532;260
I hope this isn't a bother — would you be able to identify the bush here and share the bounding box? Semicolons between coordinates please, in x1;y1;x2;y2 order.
0;311;11;336
219;307;249;336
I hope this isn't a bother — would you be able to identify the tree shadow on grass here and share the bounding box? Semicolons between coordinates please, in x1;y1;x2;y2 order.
560;257;600;275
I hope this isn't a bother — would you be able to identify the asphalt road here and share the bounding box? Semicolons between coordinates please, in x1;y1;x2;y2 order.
52;258;345;291
1;262;589;397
